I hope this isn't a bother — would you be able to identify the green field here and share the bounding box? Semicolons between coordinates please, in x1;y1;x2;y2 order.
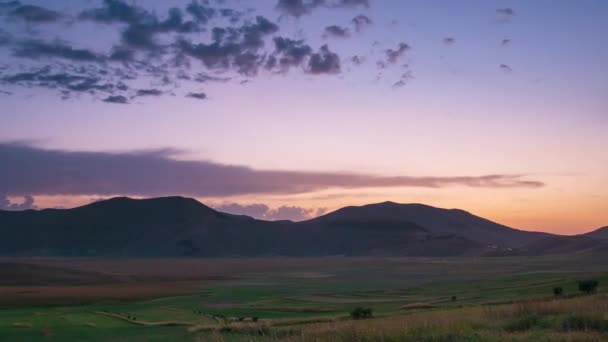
0;254;607;341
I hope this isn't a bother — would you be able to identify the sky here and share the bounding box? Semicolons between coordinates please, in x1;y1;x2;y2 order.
0;0;607;234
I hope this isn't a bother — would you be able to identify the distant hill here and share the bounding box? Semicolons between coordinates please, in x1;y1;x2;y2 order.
584;226;608;240
516;235;608;256
309;201;547;247
0;196;597;257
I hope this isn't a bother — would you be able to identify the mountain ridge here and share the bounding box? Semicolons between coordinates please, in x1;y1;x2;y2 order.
0;196;604;257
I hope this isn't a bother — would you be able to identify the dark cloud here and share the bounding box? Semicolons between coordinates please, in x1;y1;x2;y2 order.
14;40;102;62
324;25;350;38
351;14;372;32
186;0;216;24
135;88;163;97
267;36;312;72
1;194;36;210
1;66;121;95
81;0;200;51
501;39;511;46
0;143;545;198
103;95;128;104
392;71;413;88
10;4;63;23
186;91;207;100
79;0;153;25
177;16;278;76
497;8;515;23
276;0;325;18
385;42;410;63
307;44;340;74
351;55;364;65
0;0;379;101
442;37;455;45
333;0;369;8
276;0;369;17
496;8;515;16
499;64;512;73
192;72;231;83
392;80;405;89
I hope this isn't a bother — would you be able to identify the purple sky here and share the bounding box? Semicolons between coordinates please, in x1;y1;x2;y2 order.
0;0;607;233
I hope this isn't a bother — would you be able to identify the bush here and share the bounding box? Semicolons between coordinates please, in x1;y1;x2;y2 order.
503;314;543;332
251;317;258;322
560;314;608;332
451;295;457;302
578;280;599;294
350;307;373;319
553;286;563;296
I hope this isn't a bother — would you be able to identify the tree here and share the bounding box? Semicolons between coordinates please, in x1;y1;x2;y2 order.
350;307;373;319
553;286;563;296
578;280;599;294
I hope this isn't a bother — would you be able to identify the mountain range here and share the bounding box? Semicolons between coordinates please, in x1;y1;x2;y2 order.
0;197;605;257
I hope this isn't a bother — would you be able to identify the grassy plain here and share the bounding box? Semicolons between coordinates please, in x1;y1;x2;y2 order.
0;254;606;341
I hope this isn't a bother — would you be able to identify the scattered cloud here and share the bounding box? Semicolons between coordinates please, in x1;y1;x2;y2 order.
496;8;515;16
333;0;369;9
276;0;369;18
267;36;313;73
442;37;455;45
307;44;341;74
0;142;545;199
276;0;324;18
1;194;36;210
14;40;103;62
10;4;63;23
351;14;372;32
214;202;325;221
1;65;124;96
385;42;410;64
324;25;350;38
103;95;128;104
499;63;512;73
0;0;521;101
186;91;207;100
135;88;163;97
351;55;364;65
501;39;511;46
177;16;279;76
497;8;515;22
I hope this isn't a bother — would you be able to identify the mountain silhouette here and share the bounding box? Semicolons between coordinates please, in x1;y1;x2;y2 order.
585;226;608;240
0;197;602;257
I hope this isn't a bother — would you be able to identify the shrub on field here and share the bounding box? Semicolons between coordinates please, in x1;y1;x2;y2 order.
578;280;599;294
350;307;373;319
503;314;549;332
560;314;608;332
553;286;563;296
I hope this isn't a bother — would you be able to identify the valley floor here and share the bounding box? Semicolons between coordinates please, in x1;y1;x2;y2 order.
0;254;607;341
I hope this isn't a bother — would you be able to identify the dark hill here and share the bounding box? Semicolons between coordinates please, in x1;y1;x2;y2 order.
309;201;548;247
0;197;570;257
517;235;608;255
584;226;608;240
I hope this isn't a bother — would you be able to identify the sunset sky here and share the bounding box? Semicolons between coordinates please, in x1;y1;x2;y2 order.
1;0;607;234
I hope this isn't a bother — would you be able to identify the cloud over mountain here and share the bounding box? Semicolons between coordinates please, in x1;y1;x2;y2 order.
0;143;544;199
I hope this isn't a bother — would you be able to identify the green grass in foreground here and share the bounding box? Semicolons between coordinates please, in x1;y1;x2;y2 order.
0;256;607;341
